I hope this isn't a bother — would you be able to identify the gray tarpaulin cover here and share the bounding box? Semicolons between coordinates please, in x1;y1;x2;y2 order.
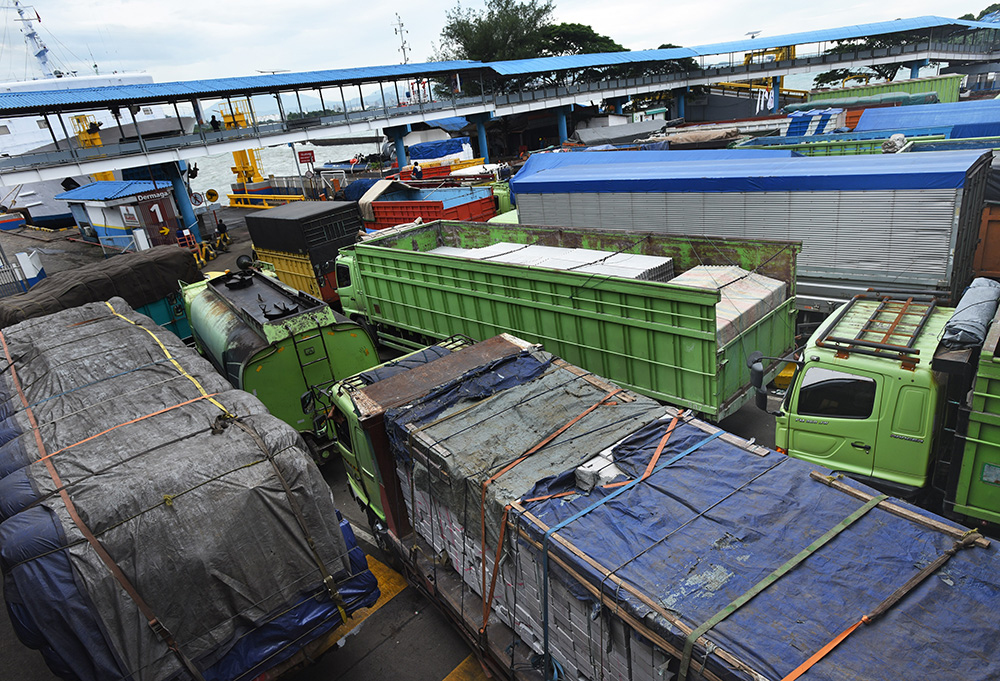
0;298;358;681
0;246;202;329
941;277;1000;348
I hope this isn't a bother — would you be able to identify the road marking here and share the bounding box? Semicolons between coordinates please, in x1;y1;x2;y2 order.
318;554;409;647
443;654;490;681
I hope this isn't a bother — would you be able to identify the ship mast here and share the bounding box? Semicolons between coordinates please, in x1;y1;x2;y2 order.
11;1;54;78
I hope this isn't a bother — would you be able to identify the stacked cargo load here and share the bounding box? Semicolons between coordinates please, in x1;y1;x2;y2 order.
349;334;1000;681
336;220;799;420
0;299;379;680
365;186;497;230
246;201;364;302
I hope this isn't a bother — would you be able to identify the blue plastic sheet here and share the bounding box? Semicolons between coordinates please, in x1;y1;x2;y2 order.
517;419;1000;681
855;100;1000;137
510;149;988;195
408;137;470;160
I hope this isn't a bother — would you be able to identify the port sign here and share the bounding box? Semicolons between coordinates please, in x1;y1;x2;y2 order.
298;150;315;164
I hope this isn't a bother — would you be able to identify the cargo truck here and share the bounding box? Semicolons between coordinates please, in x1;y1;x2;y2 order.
749;288;1000;528
183;268;379;460
0;298;379;681
245;200;364;303
510;149;991;316
335;219;799;420
320;331;1000;681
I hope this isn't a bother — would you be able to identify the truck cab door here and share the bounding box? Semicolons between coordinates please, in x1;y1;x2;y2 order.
785;365;881;479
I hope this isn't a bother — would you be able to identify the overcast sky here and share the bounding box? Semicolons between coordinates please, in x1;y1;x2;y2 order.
0;0;989;84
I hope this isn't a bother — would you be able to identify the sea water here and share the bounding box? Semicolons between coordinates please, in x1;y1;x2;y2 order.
188;139;385;206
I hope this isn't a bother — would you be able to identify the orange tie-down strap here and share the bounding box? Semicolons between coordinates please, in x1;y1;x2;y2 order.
780;530;984;681
480;412;684;631
478;388;622;629
0;325;211;678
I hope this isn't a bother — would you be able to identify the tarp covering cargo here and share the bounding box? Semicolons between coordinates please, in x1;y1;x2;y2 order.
853;99;1000;138
0;299;378;681
383;338;1000;681
510;149;988;194
408;136;472;161
0;246;200;329
567;120;670;146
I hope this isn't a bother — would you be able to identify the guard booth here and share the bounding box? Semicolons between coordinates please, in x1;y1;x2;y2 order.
55;180;190;252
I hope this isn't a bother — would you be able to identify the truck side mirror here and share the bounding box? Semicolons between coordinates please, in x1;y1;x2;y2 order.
747;351;769;411
300;390;315;414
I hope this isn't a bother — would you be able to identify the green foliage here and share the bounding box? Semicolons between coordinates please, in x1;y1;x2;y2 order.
436;0;555;62
976;3;1000;18
539;23;626;56
812;33;926;88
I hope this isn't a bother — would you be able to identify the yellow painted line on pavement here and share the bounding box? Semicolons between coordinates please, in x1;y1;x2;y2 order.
443;654;490;681
323;555;409;647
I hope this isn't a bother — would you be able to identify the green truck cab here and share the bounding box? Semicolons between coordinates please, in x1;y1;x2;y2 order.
183;269;379;459
752;292;1000;527
321;334;478;532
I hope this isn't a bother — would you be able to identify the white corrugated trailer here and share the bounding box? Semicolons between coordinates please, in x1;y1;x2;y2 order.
510;150;992;314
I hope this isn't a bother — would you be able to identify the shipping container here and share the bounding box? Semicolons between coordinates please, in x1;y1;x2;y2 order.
336;219;799;420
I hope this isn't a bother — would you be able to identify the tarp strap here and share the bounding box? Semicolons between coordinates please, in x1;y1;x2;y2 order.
479;388;622;622
780;529;983;681
34;393;219;464
105;301;234;418
0;329;209;681
226;416;344;605
481;504;511;632
677;493;888;681
541;428;722;681
602;413;683;489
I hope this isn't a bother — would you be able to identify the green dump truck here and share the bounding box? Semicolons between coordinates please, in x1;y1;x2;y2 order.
750;290;1000;527
335;220;799;420
183;269;379;458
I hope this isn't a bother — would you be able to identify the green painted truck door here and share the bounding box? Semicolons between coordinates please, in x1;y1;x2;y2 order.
786;365;881;479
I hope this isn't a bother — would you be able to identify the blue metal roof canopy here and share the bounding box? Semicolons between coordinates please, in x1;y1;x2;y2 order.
0;59;484;113
55;180;172;202
509;149;990;194
488;15;1000;76
0;15;997;113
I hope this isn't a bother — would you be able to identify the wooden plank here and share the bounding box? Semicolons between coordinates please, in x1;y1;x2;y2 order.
510;503;770;681
808;471;991;548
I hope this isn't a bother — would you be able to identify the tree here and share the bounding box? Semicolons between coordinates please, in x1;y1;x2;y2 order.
959;4;1000;20
812;32;927;88
436;0;555;63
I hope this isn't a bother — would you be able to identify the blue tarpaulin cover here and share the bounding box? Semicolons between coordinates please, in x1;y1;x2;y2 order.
515;417;1000;680
514;149;800;178
510;149;989;195
408;137;470;160
380;338;1000;681
854;100;1000;138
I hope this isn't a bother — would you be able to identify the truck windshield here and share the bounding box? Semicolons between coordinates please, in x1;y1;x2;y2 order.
797;367;876;419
